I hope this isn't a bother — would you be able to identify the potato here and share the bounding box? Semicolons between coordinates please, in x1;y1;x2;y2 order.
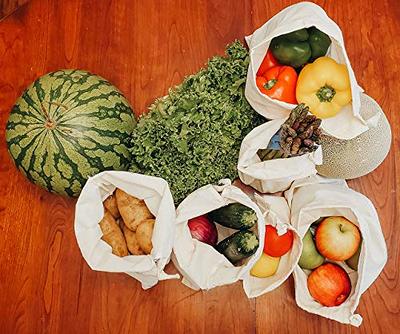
99;210;128;257
121;222;145;255
115;188;153;231
103;192;120;219
136;219;155;254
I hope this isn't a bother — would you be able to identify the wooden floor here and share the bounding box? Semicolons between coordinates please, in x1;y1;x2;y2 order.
0;0;29;20
0;0;398;333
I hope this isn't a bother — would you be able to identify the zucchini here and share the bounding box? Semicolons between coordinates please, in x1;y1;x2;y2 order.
216;230;259;265
208;203;257;230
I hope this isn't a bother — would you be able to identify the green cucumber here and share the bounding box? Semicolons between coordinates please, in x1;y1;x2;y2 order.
208;203;257;230
216;230;259;265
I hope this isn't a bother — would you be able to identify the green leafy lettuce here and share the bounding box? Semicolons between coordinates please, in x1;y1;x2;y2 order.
129;41;264;203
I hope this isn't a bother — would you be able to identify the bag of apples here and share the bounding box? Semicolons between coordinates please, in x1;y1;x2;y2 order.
243;194;302;297
245;2;377;140
172;180;265;290
284;177;387;326
237;104;322;193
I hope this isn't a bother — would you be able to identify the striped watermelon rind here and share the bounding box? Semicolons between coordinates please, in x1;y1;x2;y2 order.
6;69;136;196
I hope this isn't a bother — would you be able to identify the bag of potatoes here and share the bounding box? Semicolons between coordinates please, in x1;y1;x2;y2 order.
242;194;302;298
172;180;265;290
284;177;387;326
74;171;178;289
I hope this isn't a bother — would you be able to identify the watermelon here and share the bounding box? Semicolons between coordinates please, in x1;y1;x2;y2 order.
5;69;136;196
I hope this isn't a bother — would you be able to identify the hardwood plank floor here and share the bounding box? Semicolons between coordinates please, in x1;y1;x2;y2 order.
0;0;398;333
0;0;29;20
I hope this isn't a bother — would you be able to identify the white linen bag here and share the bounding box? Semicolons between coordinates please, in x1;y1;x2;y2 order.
172;180;265;290
285;179;387;326
74;171;179;289
243;194;302;298
245;1;379;140
237;118;322;193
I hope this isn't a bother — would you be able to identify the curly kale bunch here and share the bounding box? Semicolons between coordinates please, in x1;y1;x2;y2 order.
130;41;264;203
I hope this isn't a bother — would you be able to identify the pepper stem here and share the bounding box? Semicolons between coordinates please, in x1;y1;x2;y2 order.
316;85;336;102
264;79;277;90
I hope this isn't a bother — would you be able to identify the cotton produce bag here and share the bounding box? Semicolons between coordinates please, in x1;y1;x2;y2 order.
237;118;322;193
243;194;302;298
245;1;379;140
172;180;265;290
285;178;387;326
74;171;179;289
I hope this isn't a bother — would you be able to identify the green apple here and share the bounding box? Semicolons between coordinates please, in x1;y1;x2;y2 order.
346;242;362;270
299;229;325;270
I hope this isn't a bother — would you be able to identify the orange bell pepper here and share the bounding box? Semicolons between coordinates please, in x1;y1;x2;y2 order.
256;65;298;104
257;50;280;76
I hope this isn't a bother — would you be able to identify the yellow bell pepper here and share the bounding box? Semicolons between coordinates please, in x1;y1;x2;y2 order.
296;57;352;118
250;253;280;278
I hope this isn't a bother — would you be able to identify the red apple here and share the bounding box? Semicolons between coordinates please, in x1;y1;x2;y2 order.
315;216;361;261
307;263;351;307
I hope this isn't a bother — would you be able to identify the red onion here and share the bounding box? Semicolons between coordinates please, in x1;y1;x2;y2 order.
188;215;218;246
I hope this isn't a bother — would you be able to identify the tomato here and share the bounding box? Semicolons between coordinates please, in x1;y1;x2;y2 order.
263;225;294;257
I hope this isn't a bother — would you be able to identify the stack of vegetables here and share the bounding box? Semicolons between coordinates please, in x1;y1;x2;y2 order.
257;104;322;161
256;27;352;119
188;203;260;266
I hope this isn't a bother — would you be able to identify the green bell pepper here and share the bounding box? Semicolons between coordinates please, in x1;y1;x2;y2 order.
308;27;332;60
282;28;309;42
270;27;331;68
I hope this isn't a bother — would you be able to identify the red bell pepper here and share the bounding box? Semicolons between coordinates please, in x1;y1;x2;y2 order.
257;50;280;76
256;65;298;104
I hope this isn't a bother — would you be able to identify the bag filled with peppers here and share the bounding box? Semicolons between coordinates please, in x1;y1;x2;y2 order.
237;104;322;193
244;2;377;140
